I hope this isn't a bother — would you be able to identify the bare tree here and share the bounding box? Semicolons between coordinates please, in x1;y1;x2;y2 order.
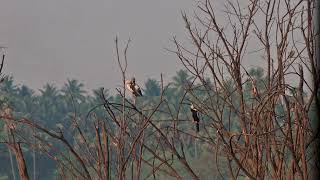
171;0;319;179
0;0;319;179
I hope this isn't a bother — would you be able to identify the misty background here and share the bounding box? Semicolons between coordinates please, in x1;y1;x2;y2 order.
0;0;197;93
0;0;305;94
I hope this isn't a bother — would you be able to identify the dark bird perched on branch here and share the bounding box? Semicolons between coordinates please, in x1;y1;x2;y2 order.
190;103;200;132
125;77;142;97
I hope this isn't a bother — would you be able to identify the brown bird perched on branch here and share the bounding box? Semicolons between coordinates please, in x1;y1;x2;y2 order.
190;103;200;133
125;77;142;97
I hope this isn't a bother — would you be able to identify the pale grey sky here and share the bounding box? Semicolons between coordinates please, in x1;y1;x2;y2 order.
0;0;308;94
0;0;195;93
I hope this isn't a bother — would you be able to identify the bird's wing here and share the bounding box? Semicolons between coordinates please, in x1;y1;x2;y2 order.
125;82;134;93
135;85;143;96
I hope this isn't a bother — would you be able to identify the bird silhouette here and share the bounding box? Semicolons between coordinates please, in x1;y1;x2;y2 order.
190;104;200;132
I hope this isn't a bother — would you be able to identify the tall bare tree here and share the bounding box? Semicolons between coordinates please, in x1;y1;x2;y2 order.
171;0;319;179
0;0;319;179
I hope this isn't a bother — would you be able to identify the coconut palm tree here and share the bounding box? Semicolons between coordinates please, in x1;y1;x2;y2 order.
91;87;109;104
60;79;87;115
61;79;86;103
0;76;18;97
0;76;18;109
16;85;36;117
172;70;192;93
37;83;62;126
144;78;160;97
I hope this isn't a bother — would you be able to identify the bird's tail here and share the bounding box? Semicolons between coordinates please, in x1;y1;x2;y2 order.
196;123;199;133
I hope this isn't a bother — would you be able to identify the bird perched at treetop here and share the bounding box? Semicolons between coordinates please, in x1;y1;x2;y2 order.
125;77;142;97
190;103;200;133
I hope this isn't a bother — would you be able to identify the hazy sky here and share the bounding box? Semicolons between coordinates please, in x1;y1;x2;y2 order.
0;0;195;93
1;0;308;95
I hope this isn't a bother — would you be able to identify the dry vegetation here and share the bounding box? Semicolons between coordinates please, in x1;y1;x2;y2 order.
0;0;319;179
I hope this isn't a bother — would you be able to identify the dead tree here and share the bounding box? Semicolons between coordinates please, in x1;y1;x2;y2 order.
1;1;319;179
172;0;319;179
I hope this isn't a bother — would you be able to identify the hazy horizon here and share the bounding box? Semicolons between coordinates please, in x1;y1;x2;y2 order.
0;0;196;93
0;0;307;95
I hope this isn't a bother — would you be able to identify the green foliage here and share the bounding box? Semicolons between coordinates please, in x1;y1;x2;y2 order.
144;79;161;96
0;68;284;179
